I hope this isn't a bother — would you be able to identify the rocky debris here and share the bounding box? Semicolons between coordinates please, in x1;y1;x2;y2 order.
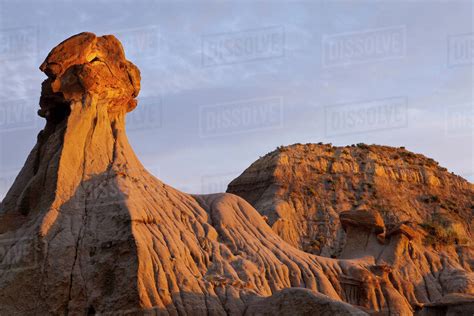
0;33;421;315
244;288;368;315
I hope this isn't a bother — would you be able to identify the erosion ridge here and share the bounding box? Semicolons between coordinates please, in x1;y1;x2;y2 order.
0;32;472;315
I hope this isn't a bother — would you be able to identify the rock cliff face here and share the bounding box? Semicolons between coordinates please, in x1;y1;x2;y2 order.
0;33;472;315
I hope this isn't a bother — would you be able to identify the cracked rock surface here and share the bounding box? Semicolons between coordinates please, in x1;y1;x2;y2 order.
0;33;472;315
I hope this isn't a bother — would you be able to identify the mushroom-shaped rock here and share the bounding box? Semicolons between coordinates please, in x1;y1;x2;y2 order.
340;206;385;235
339;207;386;259
386;223;418;240
379;222;420;265
0;32;470;316
39;32;140;121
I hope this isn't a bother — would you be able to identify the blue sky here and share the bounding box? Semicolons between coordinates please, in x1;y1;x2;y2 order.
0;0;472;196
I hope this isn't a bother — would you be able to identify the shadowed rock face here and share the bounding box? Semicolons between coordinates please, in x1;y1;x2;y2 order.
0;32;144;314
339;207;385;259
244;288;367;315
416;293;474;315
0;33;472;315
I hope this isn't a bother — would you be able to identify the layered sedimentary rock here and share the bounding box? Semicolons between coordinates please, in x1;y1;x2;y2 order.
227;143;474;311
0;33;472;315
0;32;412;315
227;143;473;257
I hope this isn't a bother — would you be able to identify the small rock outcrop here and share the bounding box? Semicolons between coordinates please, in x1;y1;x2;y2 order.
339;206;385;259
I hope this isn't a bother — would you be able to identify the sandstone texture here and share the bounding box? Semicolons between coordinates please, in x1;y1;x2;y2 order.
0;33;472;315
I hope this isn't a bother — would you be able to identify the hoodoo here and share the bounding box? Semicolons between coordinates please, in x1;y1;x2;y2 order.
0;33;472;315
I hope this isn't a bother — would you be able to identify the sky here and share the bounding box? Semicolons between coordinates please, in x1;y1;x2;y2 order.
0;0;472;196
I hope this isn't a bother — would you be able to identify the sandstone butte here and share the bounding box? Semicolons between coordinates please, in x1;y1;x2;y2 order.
0;32;472;315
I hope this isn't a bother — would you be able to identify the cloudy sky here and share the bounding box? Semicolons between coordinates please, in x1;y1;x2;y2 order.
0;0;472;196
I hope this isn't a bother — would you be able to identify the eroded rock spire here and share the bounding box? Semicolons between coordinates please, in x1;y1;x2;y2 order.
38;32;140;123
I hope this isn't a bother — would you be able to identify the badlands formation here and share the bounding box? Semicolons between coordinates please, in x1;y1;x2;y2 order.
0;32;472;315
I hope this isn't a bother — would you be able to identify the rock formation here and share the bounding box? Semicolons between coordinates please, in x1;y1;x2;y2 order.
227;143;473;258
417;293;474;315
338;206;385;259
228;143;474;313
244;288;367;315
0;33;472;315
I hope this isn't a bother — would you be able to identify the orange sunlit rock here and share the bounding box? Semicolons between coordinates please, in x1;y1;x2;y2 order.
0;33;472;316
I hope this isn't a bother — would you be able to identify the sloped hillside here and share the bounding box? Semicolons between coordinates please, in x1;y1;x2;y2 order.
228;143;474;313
227;143;473;257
